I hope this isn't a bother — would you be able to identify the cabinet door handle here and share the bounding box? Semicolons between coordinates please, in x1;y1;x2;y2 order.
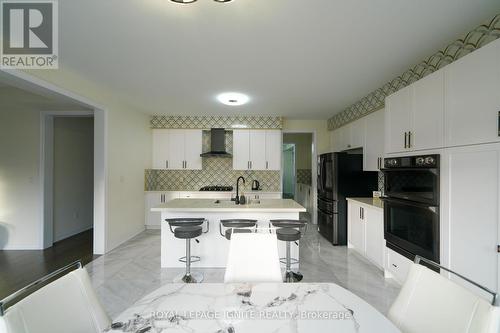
408;131;412;148
266;161;269;169
185;161;187;169
165;160;168;169
404;132;408;149
498;111;500;137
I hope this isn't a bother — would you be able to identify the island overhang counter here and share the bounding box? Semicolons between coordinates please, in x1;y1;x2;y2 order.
152;199;307;268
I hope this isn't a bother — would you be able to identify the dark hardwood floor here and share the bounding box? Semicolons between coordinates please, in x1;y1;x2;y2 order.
0;229;97;299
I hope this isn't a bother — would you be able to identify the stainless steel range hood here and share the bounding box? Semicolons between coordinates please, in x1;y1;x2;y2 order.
200;128;232;158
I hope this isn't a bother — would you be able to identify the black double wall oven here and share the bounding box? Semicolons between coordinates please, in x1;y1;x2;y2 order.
382;155;440;263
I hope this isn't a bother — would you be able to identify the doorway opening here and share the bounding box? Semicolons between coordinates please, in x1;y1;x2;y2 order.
282;144;296;199
42;113;96;251
53;116;94;243
282;133;315;220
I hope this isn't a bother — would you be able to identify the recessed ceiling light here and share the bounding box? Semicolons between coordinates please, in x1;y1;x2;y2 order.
217;92;250;106
170;0;197;3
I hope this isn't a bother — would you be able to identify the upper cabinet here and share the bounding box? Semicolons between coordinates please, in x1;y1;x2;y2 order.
385;85;412;154
384;38;500;154
364;109;385;171
233;129;282;170
152;129;202;170
385;71;445;154
331;109;384;171
265;130;282;170
411;70;445;151
444;39;500;147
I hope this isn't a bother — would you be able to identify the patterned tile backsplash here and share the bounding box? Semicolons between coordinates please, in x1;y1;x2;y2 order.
145;130;281;191
296;169;312;186
327;13;500;130
145;162;281;191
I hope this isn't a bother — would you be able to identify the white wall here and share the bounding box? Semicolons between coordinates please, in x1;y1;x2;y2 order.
25;68;152;253
53;117;94;242
0;108;42;249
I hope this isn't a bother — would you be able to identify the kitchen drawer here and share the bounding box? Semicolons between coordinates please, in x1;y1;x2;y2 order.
386;248;412;284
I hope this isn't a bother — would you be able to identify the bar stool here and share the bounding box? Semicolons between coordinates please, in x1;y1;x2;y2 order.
269;219;308;283
166;218;209;283
219;219;258;240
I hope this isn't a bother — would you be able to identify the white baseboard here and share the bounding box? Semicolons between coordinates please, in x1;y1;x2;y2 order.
145;225;160;230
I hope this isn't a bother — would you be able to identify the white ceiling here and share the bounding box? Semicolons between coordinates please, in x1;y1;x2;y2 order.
58;0;500;119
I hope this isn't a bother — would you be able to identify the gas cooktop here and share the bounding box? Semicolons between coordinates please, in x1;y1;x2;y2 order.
199;185;233;192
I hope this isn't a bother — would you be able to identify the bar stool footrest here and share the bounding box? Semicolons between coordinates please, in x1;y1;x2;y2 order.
279;257;299;265
179;255;201;263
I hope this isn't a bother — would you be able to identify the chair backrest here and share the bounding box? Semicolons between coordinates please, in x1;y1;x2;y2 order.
224;233;282;283
0;267;110;333
388;263;500;333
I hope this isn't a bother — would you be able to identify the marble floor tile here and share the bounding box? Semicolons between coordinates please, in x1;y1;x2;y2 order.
86;226;400;319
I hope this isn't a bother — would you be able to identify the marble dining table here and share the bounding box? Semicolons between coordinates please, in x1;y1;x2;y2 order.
106;282;401;333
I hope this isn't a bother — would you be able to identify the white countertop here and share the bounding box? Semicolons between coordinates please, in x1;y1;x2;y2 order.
152;198;306;213
346;197;384;211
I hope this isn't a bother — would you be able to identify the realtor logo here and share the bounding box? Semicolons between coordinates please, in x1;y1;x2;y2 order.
1;0;58;69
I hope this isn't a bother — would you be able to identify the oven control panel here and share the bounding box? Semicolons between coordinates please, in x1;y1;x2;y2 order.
384;154;439;169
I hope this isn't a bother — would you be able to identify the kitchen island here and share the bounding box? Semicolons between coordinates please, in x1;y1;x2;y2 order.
152;199;306;268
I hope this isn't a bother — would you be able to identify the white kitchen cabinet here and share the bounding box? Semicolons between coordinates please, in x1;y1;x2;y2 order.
232;129;251;170
363;109;385;171
152;129;170;169
183;130;203;170
411;70;445;151
441;142;500;293
249;130;266;170
167;129;186;170
349;118;365;149
152;129;202;170
444;39;500;147
145;192;179;228
331;125;349;152
385;70;445;153
385;85;412;154
348;199;385;270
385;247;412;284
348;201;365;251
265;130;282;170
233;129;282;170
364;208;384;268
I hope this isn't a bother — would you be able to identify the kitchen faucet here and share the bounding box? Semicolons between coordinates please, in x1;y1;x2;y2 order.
235;176;245;205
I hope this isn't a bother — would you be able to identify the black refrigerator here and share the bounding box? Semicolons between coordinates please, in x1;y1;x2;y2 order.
317;152;378;245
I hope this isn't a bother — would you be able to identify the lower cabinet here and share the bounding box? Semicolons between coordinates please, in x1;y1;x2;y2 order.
347;199;385;269
385;247;412;284
441;142;500;293
145;192;179;228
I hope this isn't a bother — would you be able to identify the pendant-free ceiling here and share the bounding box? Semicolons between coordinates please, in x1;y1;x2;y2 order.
171;0;232;3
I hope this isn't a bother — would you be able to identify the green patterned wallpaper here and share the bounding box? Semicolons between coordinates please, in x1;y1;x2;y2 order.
327;13;500;130
151;115;282;129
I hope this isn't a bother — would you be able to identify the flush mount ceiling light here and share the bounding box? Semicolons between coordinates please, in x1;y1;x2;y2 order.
217;92;250;106
171;0;233;3
171;0;197;3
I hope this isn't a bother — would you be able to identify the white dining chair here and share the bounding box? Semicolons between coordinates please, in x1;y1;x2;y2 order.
388;256;500;333
224;232;283;283
0;261;111;333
